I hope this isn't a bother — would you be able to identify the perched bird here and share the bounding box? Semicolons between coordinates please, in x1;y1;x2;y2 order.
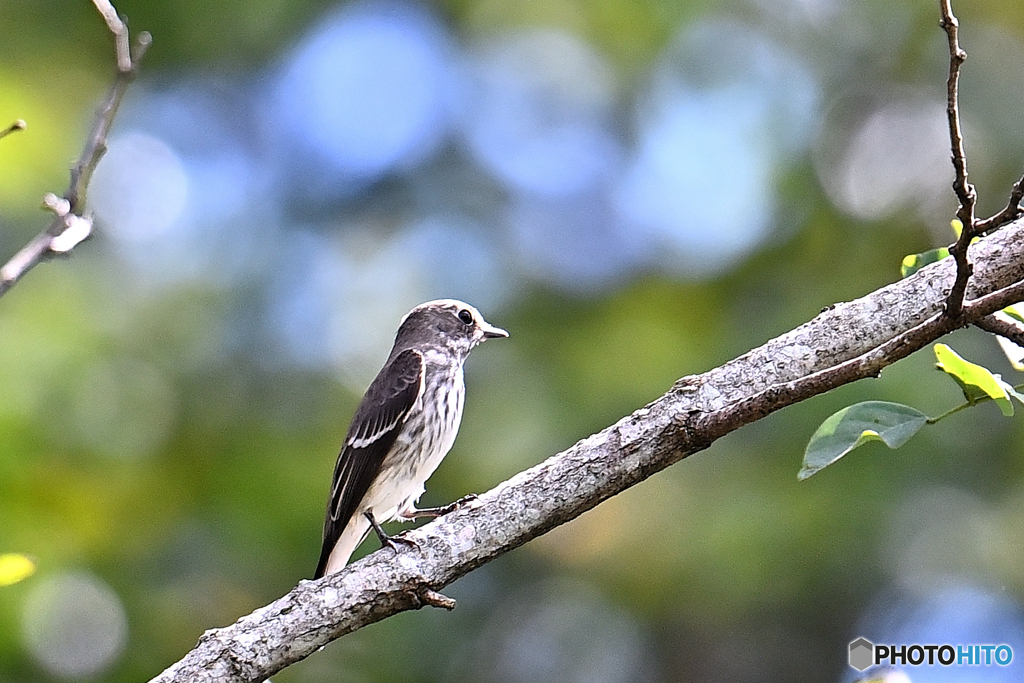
314;299;508;579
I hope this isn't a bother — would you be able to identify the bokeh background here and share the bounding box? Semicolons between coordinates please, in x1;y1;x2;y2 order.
3;0;1024;681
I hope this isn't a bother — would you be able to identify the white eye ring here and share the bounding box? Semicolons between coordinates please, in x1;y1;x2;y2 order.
457;309;474;325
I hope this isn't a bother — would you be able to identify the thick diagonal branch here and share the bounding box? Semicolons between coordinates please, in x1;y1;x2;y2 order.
150;217;1024;683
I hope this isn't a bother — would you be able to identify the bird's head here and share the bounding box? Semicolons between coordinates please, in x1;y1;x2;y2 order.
395;299;508;357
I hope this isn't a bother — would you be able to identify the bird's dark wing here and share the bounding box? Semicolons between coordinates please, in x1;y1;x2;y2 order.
314;348;424;579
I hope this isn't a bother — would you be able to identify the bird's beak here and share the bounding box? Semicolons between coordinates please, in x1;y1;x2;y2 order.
480;321;509;339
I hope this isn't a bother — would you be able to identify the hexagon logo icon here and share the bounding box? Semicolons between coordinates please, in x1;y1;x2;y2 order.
849;637;874;671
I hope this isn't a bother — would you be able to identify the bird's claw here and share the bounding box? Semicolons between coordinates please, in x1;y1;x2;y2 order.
445;493;480;514
413;493;480;518
381;533;420;553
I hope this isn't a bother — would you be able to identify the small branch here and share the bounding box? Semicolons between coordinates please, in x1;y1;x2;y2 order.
91;0;132;72
67;29;152;214
975;311;1024;347
0;119;26;141
0;3;150;300
415;587;457;610
939;0;977;319
976;173;1024;234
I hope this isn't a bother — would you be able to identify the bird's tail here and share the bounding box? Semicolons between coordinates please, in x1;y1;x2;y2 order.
313;514;371;579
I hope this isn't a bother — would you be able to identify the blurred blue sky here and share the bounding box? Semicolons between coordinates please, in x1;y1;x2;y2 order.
86;0;836;385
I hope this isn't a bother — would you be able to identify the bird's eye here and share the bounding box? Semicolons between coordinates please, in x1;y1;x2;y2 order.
457;309;474;325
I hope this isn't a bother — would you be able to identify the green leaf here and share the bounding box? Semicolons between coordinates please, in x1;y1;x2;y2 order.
934;343;1014;416
800;401;928;480
0;553;36;586
901;247;950;278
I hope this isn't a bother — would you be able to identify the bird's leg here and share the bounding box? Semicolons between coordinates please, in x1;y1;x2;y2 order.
365;511;419;552
404;493;479;519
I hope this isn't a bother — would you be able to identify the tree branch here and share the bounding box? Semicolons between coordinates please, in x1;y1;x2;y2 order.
0;2;150;300
91;0;133;72
976;173;1024;235
939;0;977;319
975;311;1024;347
0;119;27;141
150;216;1024;683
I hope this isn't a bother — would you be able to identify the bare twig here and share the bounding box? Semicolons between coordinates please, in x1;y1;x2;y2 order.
415;587;457;610
976;173;1024;234
0;3;150;300
66;31;152;215
150;218;1024;683
91;0;132;72
939;0;977;319
0;119;26;141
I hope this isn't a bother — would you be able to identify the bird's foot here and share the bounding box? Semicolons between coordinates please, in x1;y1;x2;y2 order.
365;511;420;553
381;533;420;553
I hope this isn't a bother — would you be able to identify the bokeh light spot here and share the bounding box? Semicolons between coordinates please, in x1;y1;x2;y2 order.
461;29;620;197
22;572;128;679
615;20;819;277
274;1;451;179
822;98;950;221
89;131;189;243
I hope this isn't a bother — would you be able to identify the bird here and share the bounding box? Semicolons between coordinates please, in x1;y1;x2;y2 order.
313;299;508;579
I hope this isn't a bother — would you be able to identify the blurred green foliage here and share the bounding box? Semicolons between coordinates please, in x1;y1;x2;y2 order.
3;1;1024;682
